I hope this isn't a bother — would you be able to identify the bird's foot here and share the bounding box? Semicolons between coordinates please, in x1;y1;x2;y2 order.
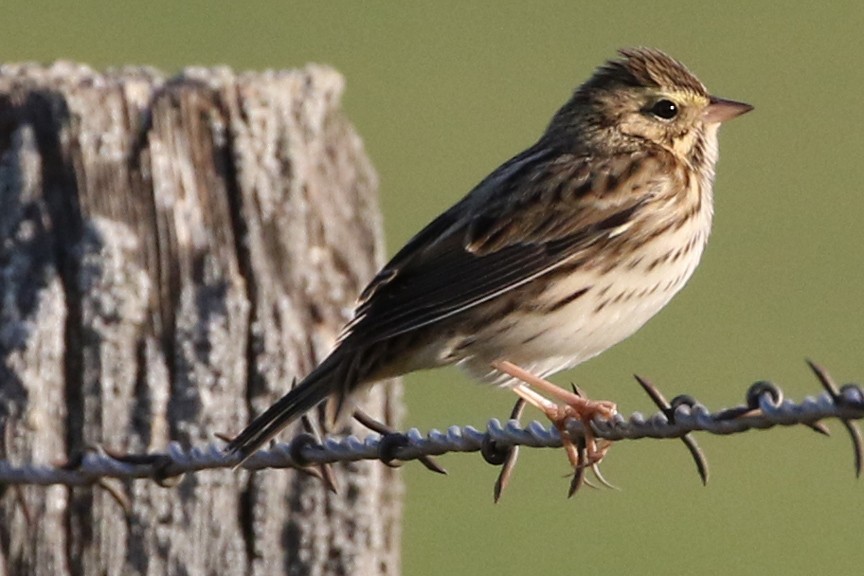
491;360;617;481
540;392;615;469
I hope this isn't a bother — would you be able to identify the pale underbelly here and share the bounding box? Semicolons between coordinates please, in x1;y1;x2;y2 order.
456;233;707;385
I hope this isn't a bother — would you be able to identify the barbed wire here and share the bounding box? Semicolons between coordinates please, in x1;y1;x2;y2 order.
1;361;862;497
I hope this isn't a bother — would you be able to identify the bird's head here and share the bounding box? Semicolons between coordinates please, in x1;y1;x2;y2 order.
546;48;752;166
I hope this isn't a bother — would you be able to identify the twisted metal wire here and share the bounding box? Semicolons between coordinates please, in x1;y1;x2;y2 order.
1;361;862;489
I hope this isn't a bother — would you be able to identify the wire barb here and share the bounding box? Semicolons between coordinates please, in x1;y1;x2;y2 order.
492;397;526;502
0;363;862;495
806;360;864;477
634;375;709;485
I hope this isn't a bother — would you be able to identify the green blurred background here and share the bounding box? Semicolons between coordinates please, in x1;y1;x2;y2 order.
4;2;863;574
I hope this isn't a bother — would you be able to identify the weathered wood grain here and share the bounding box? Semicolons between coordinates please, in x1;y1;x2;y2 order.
0;62;402;576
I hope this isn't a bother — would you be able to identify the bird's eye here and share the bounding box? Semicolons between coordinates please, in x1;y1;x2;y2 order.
649;99;678;120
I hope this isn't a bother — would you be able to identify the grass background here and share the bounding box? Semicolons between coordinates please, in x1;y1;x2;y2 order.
3;2;863;574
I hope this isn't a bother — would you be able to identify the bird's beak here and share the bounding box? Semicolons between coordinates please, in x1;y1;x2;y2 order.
703;96;753;124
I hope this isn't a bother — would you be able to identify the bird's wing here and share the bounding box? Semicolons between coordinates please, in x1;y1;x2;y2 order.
340;144;662;347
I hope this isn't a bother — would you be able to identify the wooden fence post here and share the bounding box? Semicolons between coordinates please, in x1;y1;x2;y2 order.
0;62;402;576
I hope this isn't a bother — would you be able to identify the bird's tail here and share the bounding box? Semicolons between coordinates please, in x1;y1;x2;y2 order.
225;352;353;463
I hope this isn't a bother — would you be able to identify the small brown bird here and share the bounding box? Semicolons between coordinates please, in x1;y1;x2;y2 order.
227;48;752;468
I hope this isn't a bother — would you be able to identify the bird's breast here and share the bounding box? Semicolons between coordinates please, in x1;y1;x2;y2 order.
456;203;712;383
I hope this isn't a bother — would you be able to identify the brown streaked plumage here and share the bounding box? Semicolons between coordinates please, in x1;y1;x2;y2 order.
226;48;752;469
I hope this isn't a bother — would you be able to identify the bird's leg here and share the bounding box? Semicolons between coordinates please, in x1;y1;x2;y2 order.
493;360;617;418
492;360;616;469
510;383;581;467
